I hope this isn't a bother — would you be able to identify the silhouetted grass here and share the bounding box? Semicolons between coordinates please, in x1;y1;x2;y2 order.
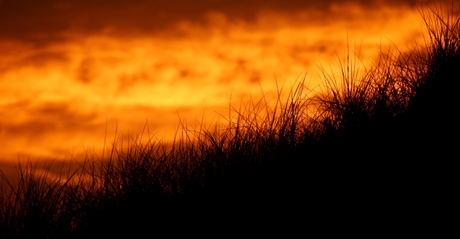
1;4;458;237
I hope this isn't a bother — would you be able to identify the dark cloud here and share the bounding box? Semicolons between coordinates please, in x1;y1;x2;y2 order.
16;51;68;68
0;0;439;42
0;101;99;140
76;58;99;84
117;71;151;93
0;100;105;161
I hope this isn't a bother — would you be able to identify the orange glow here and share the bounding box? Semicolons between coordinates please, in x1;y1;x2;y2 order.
0;2;437;162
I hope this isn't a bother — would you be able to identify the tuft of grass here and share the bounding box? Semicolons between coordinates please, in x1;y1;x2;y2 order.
0;160;86;238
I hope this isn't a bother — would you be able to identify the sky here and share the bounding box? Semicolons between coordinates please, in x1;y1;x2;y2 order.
0;0;453;163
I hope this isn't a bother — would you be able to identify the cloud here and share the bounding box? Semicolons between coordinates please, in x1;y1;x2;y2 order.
0;0;451;162
0;101;99;138
13;51;69;69
76;58;99;84
0;97;228;161
0;0;442;43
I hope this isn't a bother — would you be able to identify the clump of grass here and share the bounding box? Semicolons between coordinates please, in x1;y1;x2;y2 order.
1;3;458;237
0;160;86;238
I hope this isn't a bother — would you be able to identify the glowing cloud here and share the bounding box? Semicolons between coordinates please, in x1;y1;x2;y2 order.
0;1;446;161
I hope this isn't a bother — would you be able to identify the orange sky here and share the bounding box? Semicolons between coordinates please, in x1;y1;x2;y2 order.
0;0;452;163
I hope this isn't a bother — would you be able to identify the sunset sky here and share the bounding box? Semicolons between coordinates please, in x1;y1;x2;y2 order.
0;0;451;162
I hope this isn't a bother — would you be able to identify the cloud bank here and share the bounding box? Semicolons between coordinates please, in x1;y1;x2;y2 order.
0;0;451;161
